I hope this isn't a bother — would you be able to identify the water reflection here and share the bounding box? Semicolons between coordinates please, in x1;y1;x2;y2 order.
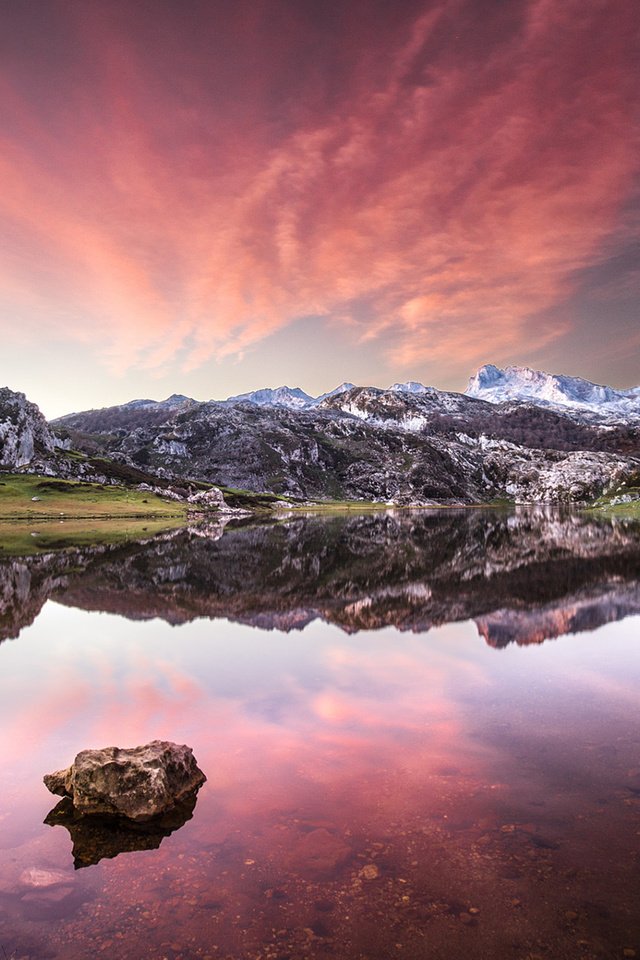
0;509;639;959
1;507;640;646
44;793;200;869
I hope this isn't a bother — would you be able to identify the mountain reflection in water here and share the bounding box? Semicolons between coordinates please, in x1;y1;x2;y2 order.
1;507;640;646
1;508;640;960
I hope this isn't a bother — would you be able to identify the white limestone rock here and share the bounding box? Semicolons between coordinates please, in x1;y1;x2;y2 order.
0;387;56;468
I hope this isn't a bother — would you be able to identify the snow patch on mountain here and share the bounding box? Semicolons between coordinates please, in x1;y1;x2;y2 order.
313;382;357;404
466;364;640;418
225;386;314;409
389;381;429;395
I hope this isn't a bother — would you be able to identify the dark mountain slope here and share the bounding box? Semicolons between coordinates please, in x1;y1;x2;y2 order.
50;387;640;504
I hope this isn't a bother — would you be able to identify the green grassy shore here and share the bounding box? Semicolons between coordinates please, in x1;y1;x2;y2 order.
586;480;640;519
2;471;639;557
0;474;187;521
587;499;640;520
0;474;188;554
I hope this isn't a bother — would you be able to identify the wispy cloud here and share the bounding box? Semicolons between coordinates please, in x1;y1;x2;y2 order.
0;0;636;377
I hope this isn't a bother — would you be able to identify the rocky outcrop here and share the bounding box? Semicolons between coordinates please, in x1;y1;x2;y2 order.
484;445;635;503
187;486;251;516
44;740;206;822
0;387;56;468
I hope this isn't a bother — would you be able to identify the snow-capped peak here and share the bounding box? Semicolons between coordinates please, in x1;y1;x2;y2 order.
313;382;357;404
389;381;429;395
466;364;640;418
225;385;315;409
225;383;359;409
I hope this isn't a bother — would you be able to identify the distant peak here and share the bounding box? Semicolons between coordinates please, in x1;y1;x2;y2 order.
468;364;503;386
313;382;358;404
466;363;640;416
225;385;314;409
334;381;357;391
389;381;429;394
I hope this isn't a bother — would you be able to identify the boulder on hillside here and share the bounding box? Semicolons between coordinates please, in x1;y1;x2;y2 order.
187;486;252;515
187;487;226;508
44;740;206;822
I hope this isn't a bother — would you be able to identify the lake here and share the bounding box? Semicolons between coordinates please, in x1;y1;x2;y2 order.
1;508;639;960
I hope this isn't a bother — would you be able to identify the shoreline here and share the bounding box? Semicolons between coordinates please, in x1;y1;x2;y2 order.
1;472;638;557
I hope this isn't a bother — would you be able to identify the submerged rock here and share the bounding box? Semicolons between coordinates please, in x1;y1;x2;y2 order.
44;740;206;822
19;867;71;889
287;828;352;879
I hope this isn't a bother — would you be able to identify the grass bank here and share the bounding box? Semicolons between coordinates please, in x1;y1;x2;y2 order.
587;500;640;520
0;474;187;521
0;474;188;554
586;483;640;520
294;499;395;513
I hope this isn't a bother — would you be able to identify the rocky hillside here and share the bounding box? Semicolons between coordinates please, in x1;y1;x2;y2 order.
51;383;640;504
0;387;207;494
0;388;57;468
2;372;640;505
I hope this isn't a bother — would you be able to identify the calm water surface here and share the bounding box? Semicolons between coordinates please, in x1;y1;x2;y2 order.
0;509;639;960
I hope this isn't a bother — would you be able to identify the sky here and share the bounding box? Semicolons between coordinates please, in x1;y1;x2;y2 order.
0;0;638;418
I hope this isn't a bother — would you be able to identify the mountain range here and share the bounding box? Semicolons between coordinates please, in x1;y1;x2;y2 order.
2;365;640;506
60;366;637;419
226;367;640;418
223;380;432;409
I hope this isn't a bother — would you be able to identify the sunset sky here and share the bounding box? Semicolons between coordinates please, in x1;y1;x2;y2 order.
0;0;637;418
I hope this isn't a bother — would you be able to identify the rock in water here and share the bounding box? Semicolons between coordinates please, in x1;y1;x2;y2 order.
44;740;206;822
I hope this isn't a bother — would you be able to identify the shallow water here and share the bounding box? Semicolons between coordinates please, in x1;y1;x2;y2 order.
1;509;639;960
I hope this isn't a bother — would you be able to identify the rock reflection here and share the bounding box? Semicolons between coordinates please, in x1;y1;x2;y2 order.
1;507;640;646
44;792;199;869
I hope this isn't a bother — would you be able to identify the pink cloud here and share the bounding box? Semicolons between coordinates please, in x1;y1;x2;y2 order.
0;0;636;376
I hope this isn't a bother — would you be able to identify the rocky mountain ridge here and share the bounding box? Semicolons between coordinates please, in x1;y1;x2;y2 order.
53;365;640;420
50;381;640;505
229;367;640;418
2;364;640;505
